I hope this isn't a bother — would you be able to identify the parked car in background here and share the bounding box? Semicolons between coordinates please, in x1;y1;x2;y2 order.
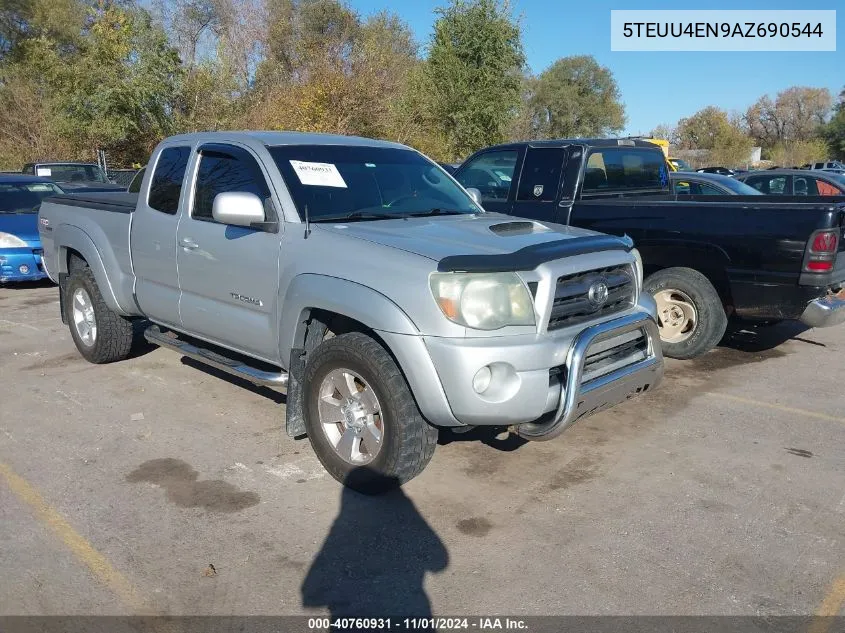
736;169;845;196
0;175;63;283
671;171;764;196
668;157;692;171
38;131;663;492
808;161;845;172
453;139;845;360
22;162;124;192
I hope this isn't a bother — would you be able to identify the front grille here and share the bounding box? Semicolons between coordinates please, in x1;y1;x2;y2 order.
547;265;635;331
582;329;648;383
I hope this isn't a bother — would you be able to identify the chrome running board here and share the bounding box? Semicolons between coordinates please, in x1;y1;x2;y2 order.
144;325;288;388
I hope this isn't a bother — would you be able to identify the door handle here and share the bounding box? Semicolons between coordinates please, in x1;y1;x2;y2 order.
179;237;198;250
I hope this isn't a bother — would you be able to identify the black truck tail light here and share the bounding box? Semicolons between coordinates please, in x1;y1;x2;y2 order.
804;229;839;272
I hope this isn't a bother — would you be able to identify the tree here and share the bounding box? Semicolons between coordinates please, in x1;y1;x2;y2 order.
528;55;625;139
676;106;753;167
649;123;677;145
822;88;845;160
745;86;833;147
425;0;525;159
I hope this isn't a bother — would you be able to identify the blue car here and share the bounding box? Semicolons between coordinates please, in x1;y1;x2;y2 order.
0;175;64;283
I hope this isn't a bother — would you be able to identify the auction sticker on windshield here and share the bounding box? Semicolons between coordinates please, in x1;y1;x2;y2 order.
289;160;347;188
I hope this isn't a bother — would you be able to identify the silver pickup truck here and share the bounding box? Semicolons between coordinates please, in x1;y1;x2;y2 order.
38;131;663;493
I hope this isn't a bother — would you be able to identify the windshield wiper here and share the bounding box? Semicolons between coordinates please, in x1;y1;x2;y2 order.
312;210;406;223
405;208;468;218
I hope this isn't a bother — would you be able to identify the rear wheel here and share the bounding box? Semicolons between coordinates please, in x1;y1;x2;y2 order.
65;265;134;363
303;332;438;494
643;267;727;360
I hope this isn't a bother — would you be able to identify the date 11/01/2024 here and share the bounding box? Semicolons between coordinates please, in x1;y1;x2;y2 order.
307;617;529;630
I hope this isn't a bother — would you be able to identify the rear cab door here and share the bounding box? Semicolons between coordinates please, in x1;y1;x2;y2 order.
131;144;192;328
510;145;568;222
175;142;283;364
453;146;523;215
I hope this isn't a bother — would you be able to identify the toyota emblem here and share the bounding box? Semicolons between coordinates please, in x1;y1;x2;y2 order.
588;279;609;308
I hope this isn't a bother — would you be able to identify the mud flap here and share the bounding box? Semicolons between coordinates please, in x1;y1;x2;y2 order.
58;272;68;324
285;315;328;438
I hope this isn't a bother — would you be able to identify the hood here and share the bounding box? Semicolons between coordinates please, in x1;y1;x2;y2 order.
0;213;39;245
313;213;600;262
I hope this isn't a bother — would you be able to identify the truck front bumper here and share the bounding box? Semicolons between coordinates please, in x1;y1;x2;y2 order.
0;248;48;283
800;289;845;328
418;306;663;434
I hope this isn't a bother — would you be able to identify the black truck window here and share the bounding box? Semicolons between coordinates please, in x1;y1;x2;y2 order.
582;148;668;195
455;150;518;202
148;147;190;214
193;149;269;223
516;147;565;202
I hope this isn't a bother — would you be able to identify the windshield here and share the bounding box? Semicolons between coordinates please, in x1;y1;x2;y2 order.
671;159;691;171
720;178;764;195
36;164;108;183
269;145;479;222
0;182;64;213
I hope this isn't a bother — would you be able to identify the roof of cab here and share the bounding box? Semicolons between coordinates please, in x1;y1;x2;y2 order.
161;130;409;150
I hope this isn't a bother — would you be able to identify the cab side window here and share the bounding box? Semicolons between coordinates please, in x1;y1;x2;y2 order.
193;148;270;223
455;150;518;202
744;175;787;195
148;147;190;214
793;176;818;196
516;147;565;202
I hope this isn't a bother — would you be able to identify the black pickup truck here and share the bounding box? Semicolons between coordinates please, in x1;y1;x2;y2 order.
453;139;845;359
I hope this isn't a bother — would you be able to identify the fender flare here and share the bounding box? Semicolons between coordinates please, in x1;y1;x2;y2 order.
278;274;420;363
56;224;127;314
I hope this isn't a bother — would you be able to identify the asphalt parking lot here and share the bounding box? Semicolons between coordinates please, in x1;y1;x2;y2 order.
1;281;845;621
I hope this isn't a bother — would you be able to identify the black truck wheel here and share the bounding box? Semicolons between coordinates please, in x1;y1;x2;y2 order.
65;265;134;364
303;332;438;494
643;267;728;360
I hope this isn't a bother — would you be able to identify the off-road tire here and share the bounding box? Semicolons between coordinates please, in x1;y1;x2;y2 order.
303;332;438;494
644;267;728;360
65;265;134;364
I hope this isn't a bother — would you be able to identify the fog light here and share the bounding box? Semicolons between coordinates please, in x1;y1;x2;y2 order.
19;264;29;274
472;366;492;394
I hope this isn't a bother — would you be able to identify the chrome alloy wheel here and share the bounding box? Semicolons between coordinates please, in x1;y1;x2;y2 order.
654;288;697;343
317;368;384;465
71;288;97;347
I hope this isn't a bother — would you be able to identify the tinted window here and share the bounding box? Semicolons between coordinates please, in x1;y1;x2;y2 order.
193;150;269;222
582;148;669;194
816;179;843;196
744;175;787;195
793;176;818;196
22;165;34;175
0;182;64;213
517;147;565;202
270;145;477;221
814;163;824;169
148;147;190;214
455;150;519;202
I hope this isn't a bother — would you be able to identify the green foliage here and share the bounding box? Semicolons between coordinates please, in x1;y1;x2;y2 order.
425;0;525;159
528;55;625;139
676;106;753;166
822;91;845;160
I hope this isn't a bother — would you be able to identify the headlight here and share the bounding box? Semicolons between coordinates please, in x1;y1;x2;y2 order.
631;248;643;287
430;272;535;330
0;232;27;248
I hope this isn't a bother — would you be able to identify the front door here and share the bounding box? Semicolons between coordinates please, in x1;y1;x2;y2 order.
176;144;282;364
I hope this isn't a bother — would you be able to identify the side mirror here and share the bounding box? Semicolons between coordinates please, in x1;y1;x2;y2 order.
212;191;265;227
465;187;483;208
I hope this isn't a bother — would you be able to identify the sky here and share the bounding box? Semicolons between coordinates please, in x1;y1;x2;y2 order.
348;0;844;136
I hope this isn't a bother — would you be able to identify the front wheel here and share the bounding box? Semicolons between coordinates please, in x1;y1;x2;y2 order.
643;267;728;360
303;332;438;494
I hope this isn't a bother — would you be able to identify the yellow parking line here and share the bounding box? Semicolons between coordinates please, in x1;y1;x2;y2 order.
707;393;845;425
809;574;845;633
0;461;147;612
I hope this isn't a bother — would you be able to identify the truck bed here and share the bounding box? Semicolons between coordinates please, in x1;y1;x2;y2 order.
38;192;140;316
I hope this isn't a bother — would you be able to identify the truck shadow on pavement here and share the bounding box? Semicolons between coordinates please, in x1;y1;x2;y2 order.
719;320;816;353
437;426;527;451
179;357;287;405
302;467;448;627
